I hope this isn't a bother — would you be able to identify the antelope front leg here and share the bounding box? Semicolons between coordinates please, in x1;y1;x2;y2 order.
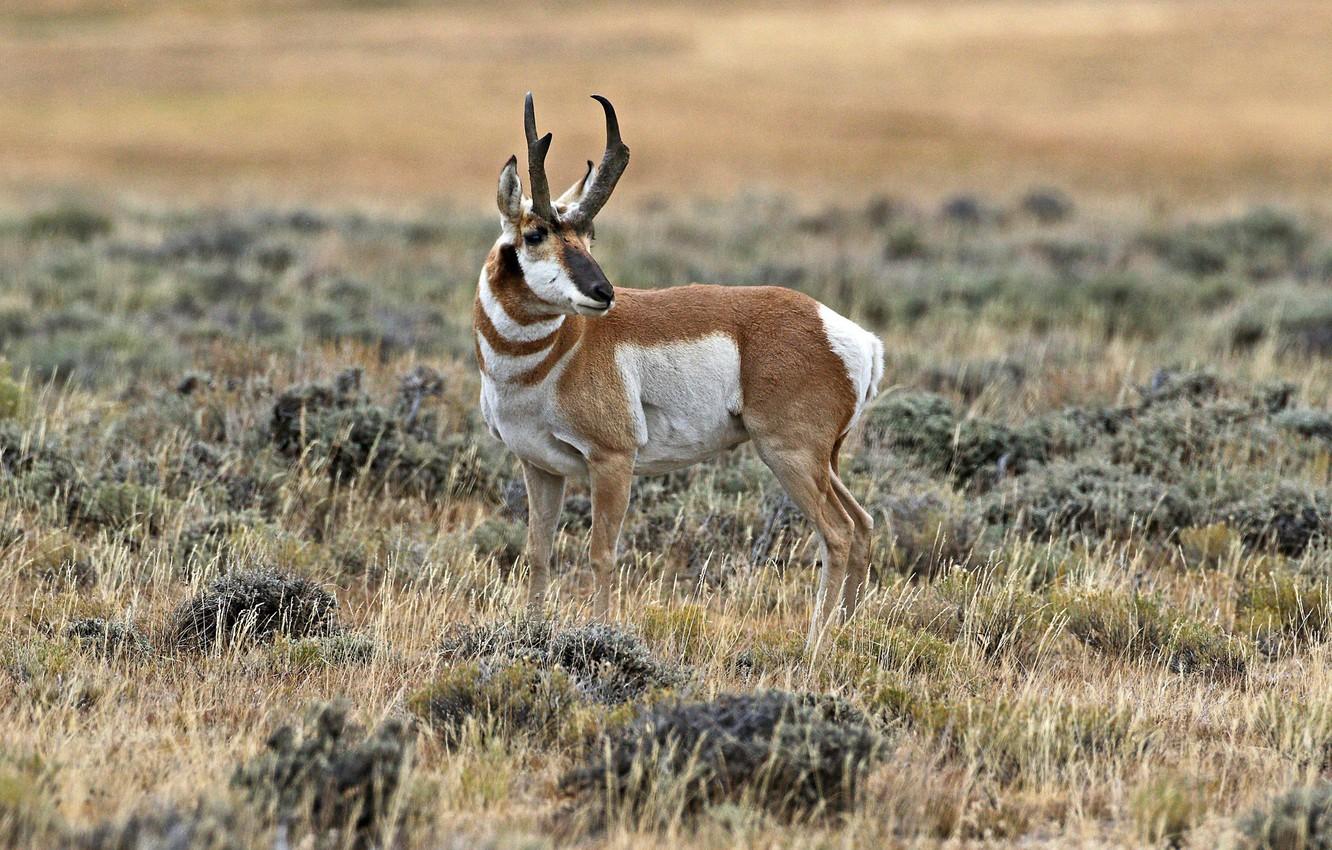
587;454;634;619
522;461;565;613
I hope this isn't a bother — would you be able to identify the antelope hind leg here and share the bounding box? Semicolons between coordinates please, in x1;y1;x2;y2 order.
830;471;874;617
752;441;856;653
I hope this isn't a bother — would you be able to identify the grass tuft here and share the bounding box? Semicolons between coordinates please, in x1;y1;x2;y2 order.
171;567;339;651
561;690;883;827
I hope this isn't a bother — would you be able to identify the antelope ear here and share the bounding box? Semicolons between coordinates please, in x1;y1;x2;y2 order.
555;160;595;211
497;155;523;224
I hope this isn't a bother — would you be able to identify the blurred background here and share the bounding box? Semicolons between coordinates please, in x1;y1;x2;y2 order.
4;0;1332;208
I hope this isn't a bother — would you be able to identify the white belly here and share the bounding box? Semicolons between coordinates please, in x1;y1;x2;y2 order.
617;335;749;475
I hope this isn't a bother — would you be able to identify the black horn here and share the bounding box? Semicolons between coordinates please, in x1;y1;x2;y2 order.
524;92;556;221
565;94;630;228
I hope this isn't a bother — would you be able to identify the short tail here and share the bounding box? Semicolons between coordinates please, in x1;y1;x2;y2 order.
816;303;885;436
866;335;885;405
842;330;884;436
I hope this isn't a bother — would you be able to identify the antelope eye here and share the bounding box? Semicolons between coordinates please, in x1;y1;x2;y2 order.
523;229;546;246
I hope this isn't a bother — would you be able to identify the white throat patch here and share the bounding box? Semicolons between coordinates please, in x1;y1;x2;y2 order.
477;269;564;342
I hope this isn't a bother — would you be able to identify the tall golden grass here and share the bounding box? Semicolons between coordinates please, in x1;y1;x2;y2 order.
3;0;1332;203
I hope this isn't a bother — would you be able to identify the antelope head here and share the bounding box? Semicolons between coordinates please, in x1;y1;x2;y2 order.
495;93;630;317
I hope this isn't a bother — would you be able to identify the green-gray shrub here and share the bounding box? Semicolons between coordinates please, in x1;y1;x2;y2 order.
1240;782;1332;850
171;568;339;650
562;691;883;824
231;701;415;847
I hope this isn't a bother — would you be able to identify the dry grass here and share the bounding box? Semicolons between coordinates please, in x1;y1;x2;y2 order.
4;0;1332;205
0;192;1330;847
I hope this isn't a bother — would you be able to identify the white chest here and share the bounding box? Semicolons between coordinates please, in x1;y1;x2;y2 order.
479;374;588;478
479;332;750;479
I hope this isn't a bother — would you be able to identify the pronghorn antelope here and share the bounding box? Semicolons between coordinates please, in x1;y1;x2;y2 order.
475;93;884;647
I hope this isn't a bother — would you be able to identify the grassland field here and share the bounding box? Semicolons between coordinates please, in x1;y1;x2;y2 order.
4;0;1332;848
0;188;1330;848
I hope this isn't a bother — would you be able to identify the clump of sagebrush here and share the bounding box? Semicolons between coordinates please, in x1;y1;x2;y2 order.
1136;367;1224;407
1251;379;1299;415
1229;286;1332;357
876;489;981;577
915;357;1026;402
409;661;580;748
1106;399;1265;479
882;221;928;261
272;633;377;668
176;512;257;568
680;502;759;584
69;480;166;536
0;421;83;508
270;368;504;500
1018;186;1075;224
939;193;992;226
745;490;803;570
74;799;247;850
561;691;882;826
394;364;445;426
439;619;684;705
1221;483;1331;556
22;205;112;242
1237;573;1332;654
231;701;415;848
1145;206;1312;279
1239;782;1332;850
862;392;1048;488
467;517;525;570
1058;590;1247;678
171;567;339;650
984;459;1198;540
1275;408;1332;444
63;618;151;658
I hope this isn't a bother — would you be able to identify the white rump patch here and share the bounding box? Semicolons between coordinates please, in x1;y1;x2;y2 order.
817;304;884;433
614;334;748;474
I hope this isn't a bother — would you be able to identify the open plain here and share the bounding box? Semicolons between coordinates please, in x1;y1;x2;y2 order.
2;2;1332;848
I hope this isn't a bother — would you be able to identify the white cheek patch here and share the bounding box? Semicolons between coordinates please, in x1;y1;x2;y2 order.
517;255;578;307
477;269;563;341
